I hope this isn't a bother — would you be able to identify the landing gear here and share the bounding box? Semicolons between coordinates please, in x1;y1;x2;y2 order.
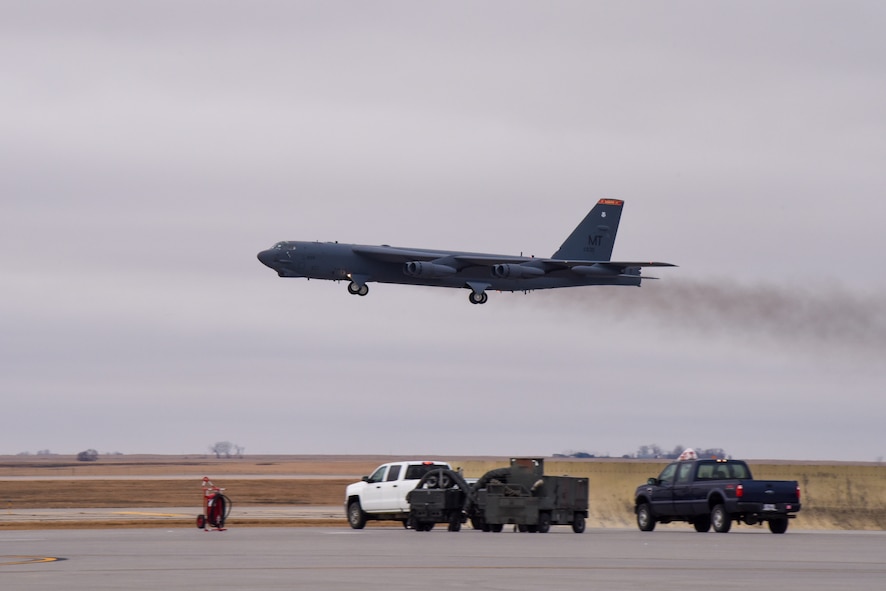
347;281;369;296
468;291;488;304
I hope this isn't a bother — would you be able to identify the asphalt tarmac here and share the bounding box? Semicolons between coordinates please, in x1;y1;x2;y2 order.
2;526;884;590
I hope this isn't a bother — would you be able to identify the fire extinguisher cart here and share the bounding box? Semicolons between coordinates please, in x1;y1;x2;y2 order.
197;476;231;531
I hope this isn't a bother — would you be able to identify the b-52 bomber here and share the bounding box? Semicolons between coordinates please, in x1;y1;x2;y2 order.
257;199;675;304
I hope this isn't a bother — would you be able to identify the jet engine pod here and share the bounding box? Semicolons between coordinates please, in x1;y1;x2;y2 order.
404;261;457;278
491;264;545;279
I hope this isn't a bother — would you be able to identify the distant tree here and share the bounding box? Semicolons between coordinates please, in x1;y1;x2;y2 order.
636;444;665;459
695;448;728;459
210;441;234;459
77;449;99;462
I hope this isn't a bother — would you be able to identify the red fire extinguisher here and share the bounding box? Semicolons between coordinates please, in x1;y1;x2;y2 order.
196;476;231;531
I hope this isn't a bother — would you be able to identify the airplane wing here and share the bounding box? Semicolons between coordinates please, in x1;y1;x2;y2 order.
457;255;677;269
353;245;676;268
553;260;677;268
351;245;445;263
353;246;536;267
453;254;536;266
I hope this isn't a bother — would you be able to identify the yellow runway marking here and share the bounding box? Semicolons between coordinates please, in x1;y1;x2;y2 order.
1;555;64;566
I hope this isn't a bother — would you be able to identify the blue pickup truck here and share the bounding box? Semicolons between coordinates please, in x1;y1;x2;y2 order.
634;458;801;534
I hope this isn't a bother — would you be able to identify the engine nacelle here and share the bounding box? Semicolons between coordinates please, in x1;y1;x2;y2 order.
570;264;619;277
404;261;457;278
491;264;545;279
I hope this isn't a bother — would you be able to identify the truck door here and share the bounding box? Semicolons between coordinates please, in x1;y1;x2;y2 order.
359;465;389;511
650;463;678;517
381;464;408;511
671;462;696;516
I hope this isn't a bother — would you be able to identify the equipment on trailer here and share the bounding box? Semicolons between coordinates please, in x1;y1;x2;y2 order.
406;458;588;533
196;476;232;531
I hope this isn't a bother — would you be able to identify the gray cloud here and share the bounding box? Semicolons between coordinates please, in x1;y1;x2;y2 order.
2;1;885;461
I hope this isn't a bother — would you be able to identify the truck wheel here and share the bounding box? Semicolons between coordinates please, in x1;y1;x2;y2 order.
491;523;504;533
768;518;789;534
448;516;461;532
711;505;732;533
693;516;711;532
572;514;586;534
347;500;367;529
537;512;551;533
636;503;656;532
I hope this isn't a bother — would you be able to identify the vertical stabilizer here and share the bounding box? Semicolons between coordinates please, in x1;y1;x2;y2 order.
551;199;624;261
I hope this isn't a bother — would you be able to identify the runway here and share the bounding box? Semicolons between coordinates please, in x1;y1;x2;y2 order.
2;526;884;590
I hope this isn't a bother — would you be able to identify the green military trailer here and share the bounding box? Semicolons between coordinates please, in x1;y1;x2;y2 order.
406;468;473;531
406;458;588;533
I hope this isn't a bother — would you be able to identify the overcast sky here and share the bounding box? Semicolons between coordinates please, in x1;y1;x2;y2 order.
3;1;885;462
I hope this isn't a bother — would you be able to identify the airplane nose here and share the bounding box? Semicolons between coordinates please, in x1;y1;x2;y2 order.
257;249;275;268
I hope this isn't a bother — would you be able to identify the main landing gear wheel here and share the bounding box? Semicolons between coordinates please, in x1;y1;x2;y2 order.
347;282;369;296
468;291;488;304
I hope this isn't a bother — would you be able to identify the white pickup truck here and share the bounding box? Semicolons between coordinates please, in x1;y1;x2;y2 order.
345;460;451;529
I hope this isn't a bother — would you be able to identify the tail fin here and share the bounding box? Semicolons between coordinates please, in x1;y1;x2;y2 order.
551;199;624;261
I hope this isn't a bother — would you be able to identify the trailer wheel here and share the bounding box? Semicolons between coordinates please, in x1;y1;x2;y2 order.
636;503;656;532
347;500;367;529
537;512;551;533
490;523;504;533
196;515;205;529
711;504;732;533
572;514;586;533
768;518;789;534
448;516;461;532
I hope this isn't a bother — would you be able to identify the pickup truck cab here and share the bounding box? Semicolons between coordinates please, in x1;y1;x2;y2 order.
345;460;451;529
634;458;801;534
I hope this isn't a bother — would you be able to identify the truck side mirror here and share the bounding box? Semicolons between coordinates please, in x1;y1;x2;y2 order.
647;477;659;486
362;476;370;483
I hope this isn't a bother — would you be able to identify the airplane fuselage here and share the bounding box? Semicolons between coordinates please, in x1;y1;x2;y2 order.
259;241;641;289
257;200;674;304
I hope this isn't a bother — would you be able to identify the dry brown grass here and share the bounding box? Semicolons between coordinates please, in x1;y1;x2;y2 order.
2;456;884;530
0;479;349;508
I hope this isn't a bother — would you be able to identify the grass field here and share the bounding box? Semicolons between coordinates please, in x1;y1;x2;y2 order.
1;455;883;530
